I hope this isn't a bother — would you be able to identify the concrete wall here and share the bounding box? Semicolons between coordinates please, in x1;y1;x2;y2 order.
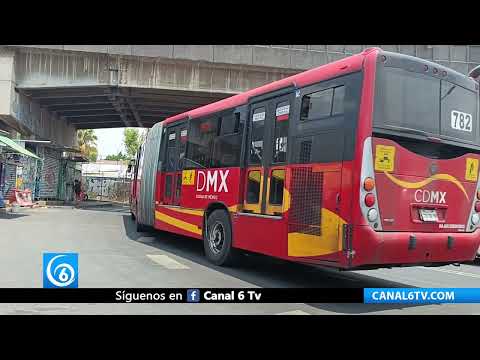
12;91;76;146
0;49;16;122
11;45;480;75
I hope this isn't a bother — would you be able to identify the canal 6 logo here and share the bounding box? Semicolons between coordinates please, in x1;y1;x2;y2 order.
43;253;78;288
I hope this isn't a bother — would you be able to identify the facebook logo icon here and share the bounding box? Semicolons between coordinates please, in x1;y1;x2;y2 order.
187;289;200;302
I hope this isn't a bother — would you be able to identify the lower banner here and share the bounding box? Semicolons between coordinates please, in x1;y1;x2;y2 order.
0;288;479;303
0;288;362;303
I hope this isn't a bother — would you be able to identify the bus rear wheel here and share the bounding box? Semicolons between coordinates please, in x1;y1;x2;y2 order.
204;209;237;266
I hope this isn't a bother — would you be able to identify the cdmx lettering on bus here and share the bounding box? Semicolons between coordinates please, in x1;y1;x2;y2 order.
414;190;447;204
196;169;230;193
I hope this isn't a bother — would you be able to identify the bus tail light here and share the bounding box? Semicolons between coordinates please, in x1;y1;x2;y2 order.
476;189;480;200
363;177;375;191
360;137;382;230
472;213;480;225
367;208;378;222
365;193;376;207
475;202;480;213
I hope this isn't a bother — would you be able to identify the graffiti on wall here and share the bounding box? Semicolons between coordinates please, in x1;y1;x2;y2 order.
82;176;131;203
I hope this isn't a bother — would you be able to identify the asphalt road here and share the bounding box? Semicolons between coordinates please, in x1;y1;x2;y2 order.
0;204;479;315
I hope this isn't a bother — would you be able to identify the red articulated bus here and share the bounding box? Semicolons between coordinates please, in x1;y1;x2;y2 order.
131;47;480;269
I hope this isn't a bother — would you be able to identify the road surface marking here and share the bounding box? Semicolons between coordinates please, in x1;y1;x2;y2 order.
423;267;480;279
146;254;190;269
276;310;311;315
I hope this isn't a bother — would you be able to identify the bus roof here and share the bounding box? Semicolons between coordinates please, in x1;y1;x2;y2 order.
162;49;375;126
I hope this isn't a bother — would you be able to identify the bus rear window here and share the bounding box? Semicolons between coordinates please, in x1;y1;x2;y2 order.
373;63;479;148
440;81;478;144
374;67;440;135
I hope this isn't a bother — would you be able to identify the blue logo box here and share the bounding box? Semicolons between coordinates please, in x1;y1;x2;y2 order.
364;288;480;304
43;253;78;288
187;289;200;302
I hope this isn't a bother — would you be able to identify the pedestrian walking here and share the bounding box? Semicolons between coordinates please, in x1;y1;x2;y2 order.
74;179;82;203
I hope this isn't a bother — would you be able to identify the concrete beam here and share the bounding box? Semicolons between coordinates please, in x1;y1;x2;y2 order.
10;45;480;77
13;48;296;93
122;88;143;127
64;113;122;118
108;87;131;127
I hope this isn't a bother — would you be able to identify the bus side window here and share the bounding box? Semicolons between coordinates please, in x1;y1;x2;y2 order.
268;169;285;206
158;127;167;171
300;85;344;122
175;174;182;200
185;117;218;169
249;107;266;165
293;74;359;165
138;144;145;179
273;101;290;163
166;130;177;171
212;112;243;168
165;175;172;198
134;146;141;180
246;170;261;203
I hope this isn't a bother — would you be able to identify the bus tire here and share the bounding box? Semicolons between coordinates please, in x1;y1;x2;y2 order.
204;209;237;266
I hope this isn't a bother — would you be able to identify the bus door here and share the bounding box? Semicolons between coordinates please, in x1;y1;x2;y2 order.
163;122;188;206
243;93;292;216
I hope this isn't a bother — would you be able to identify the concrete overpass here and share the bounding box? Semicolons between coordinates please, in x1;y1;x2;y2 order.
1;45;480;148
0;45;479;201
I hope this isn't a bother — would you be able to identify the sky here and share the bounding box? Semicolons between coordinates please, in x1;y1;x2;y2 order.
94;128;126;159
94;127;149;159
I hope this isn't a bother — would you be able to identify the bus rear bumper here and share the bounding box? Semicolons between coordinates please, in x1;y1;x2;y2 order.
350;225;480;268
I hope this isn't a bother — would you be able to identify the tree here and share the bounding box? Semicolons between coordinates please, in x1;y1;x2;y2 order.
105;152;129;161
123;128;145;159
77;129;98;162
88;147;98;162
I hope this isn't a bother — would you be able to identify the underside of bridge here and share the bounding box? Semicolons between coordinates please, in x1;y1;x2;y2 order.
6;46;303;136
17;86;232;130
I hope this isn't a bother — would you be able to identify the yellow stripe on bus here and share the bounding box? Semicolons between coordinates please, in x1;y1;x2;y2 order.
160;206;204;217
162;205;240;215
155;210;202;235
288;208;346;257
228;205;240;212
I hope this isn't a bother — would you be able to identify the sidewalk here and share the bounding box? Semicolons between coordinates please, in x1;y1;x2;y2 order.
46;200;123;209
0;200;128;214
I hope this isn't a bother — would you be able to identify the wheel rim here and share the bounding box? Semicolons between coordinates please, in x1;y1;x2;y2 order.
208;221;225;255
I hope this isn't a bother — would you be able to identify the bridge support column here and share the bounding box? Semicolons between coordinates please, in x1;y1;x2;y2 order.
0;47;76;148
0;48;17;134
